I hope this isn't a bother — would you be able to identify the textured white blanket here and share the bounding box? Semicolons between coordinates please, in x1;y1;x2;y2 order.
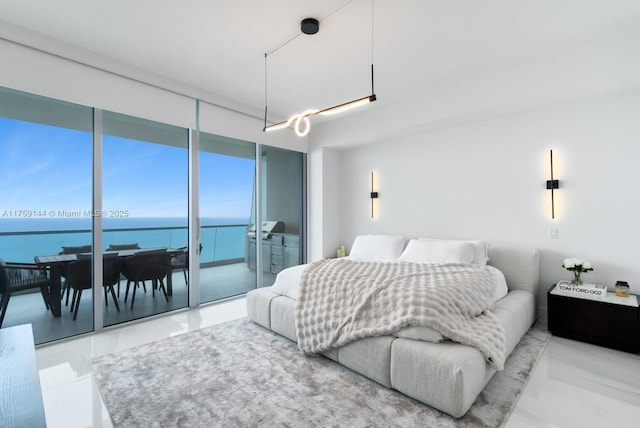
294;259;507;370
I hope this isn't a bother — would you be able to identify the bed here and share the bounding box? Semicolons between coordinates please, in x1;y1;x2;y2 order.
246;235;539;417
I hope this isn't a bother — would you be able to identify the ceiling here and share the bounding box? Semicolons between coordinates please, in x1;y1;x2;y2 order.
1;0;640;138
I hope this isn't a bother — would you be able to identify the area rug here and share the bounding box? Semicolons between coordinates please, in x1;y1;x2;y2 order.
91;318;549;428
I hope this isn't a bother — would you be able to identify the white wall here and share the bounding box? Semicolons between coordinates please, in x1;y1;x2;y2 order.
332;90;640;310
307;144;342;261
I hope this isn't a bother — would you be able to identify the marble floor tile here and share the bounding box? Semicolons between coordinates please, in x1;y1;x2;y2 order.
506;336;640;428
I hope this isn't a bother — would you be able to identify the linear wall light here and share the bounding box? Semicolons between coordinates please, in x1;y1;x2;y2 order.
263;0;377;137
546;149;560;219
370;171;378;218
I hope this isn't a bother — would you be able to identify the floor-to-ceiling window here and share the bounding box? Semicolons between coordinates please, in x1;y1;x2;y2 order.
0;85;306;344
0;87;94;343
199;132;256;303
102;111;189;326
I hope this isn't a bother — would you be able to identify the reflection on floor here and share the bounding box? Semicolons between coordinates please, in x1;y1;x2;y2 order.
34;298;640;428
1;262;268;344
36;298;248;428
506;335;640;428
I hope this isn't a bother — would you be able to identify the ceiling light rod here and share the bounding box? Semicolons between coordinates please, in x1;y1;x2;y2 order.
264;94;376;133
263;0;375;137
264;61;376;136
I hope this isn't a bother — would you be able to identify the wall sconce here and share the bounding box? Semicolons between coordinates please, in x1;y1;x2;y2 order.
370;171;379;218
546;149;560;219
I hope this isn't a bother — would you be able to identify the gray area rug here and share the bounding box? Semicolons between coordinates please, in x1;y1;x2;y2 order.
91;318;549;428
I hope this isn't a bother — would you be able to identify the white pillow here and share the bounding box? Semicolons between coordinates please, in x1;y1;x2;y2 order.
488;265;509;301
419;238;488;266
398;239;475;264
270;264;308;300
349;235;407;261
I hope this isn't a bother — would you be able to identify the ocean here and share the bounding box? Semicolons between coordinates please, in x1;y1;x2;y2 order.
0;217;250;263
0;217;249;232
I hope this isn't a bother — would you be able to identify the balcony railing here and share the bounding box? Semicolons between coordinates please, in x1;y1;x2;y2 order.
0;224;249;265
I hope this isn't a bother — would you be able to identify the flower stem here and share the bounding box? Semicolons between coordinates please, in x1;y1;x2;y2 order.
572;271;582;285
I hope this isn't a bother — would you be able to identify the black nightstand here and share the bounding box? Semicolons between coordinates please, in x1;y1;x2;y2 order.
548;283;640;353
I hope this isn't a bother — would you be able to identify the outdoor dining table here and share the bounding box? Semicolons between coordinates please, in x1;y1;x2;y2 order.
34;247;184;317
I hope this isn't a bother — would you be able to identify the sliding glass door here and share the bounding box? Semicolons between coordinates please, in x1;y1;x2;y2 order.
0;85;306;344
199;132;256;303
0;87;94;343
102;111;189;326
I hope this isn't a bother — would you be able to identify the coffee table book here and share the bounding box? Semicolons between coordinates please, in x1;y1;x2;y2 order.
551;281;639;307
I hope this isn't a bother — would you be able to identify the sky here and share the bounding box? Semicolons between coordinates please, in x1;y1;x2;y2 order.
0;117;256;223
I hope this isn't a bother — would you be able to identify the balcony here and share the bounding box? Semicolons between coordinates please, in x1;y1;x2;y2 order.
0;223;261;344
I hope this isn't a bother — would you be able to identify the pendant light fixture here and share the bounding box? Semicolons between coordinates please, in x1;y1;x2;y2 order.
263;0;377;137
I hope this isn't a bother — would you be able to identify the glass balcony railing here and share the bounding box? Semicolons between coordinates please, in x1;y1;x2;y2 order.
0;224;249;265
0;223;255;344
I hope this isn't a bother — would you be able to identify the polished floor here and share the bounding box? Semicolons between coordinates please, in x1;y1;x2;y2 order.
34;302;640;428
2;262;272;344
36;297;248;428
506;335;640;428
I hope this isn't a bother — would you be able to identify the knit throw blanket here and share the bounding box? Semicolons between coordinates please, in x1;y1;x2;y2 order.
294;258;507;370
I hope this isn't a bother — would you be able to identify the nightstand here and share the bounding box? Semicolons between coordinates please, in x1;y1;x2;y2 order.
548;283;640;353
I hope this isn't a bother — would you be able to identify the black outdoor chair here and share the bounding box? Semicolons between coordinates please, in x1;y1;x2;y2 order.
66;254;123;321
106;243;145;296
58;245;92;307
0;258;52;328
121;249;171;309
106;243;140;251
170;244;203;286
60;245;92;255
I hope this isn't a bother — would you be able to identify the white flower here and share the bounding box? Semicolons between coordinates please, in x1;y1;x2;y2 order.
563;258;579;268
563;257;594;272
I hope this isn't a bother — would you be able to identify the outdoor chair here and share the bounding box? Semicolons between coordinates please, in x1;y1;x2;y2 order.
170;244;202;287
0;258;52;328
66;254;123;321
121;249;171;309
59;245;92;307
106;243;140;251
106;243;145;296
60;245;92;255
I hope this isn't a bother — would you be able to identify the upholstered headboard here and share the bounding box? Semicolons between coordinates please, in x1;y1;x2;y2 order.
487;244;540;295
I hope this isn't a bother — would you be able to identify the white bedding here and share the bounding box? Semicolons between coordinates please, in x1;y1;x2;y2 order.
295;259;506;369
271;257;508;344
